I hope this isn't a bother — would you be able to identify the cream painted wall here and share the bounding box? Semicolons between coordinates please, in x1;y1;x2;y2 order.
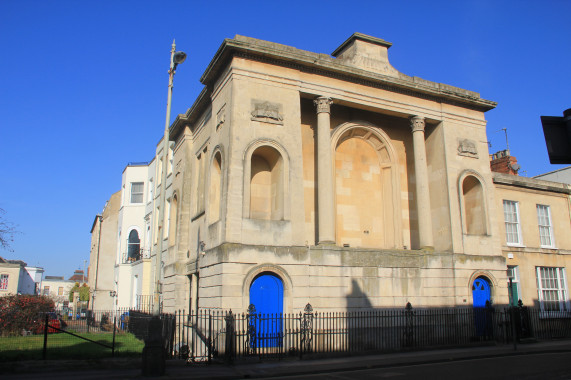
89;191;120;311
115;164;149;309
0;264;22;295
494;174;571;308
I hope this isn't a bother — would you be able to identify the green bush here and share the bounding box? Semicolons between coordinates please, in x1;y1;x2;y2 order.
0;294;55;336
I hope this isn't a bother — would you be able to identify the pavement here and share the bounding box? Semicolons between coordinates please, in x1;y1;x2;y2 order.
2;340;571;379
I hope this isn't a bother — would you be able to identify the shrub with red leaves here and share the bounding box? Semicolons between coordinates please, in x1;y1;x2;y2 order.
0;294;55;336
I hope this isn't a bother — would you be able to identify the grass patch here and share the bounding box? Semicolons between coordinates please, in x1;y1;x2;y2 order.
0;331;144;361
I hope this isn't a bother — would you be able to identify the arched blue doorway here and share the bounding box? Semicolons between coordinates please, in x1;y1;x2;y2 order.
472;277;491;307
249;273;284;347
472;276;492;337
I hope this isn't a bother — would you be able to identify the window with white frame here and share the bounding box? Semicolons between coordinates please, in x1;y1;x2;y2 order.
130;182;144;204
536;267;570;313
127;229;141;261
507;266;521;306
0;274;8;290
537;204;555;248
503;200;522;245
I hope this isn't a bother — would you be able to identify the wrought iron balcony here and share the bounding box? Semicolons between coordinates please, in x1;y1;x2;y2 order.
122;248;150;264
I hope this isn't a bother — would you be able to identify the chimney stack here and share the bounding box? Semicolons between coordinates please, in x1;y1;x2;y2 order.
490;150;520;175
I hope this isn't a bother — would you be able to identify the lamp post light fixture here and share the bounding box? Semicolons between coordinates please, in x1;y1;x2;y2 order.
154;40;186;315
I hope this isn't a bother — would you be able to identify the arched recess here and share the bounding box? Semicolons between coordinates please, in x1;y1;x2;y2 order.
458;171;489;235
242;140;290;221
330;121;402;249
168;193;178;247
208;149;223;224
242;264;293;312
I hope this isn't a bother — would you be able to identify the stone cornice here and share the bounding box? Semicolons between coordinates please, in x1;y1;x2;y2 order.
493;172;571;194
171;34;497;143
200;35;497;112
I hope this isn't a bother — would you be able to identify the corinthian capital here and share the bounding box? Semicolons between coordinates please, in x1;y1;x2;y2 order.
409;116;425;133
314;97;333;114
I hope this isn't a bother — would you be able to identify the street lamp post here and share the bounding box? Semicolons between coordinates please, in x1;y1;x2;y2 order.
153;40;186;315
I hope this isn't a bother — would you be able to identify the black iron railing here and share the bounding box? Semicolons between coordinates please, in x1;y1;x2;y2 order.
168;303;571;363
4;303;570;362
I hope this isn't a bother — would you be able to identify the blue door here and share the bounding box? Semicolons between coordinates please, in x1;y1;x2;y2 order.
472;277;491;307
249;273;283;347
472;277;492;337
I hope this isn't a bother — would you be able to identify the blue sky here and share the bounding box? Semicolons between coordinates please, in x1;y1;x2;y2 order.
1;0;570;277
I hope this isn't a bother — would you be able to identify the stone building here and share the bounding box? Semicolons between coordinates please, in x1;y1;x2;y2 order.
157;33;510;313
89;191;120;311
493;171;571;312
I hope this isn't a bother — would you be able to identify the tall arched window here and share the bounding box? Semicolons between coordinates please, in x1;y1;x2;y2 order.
250;146;284;220
462;175;486;235
127;230;140;261
209;152;222;224
169;195;178;246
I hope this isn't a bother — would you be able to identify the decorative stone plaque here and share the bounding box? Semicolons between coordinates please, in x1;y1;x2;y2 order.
251;100;283;125
458;139;478;158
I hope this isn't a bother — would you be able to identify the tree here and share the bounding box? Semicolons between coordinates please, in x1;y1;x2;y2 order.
68;283;90;302
0;208;18;252
0;294;55;336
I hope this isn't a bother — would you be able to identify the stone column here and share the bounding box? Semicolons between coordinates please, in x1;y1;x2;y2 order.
410;116;434;249
314;97;335;244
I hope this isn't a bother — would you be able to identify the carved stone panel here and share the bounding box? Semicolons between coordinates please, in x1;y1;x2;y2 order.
251;100;283;125
457;139;478;158
216;104;226;130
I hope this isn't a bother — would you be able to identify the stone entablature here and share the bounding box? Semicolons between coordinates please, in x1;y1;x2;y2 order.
171;34;496;141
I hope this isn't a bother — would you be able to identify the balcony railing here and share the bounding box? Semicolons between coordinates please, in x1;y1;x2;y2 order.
122;248;150;264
